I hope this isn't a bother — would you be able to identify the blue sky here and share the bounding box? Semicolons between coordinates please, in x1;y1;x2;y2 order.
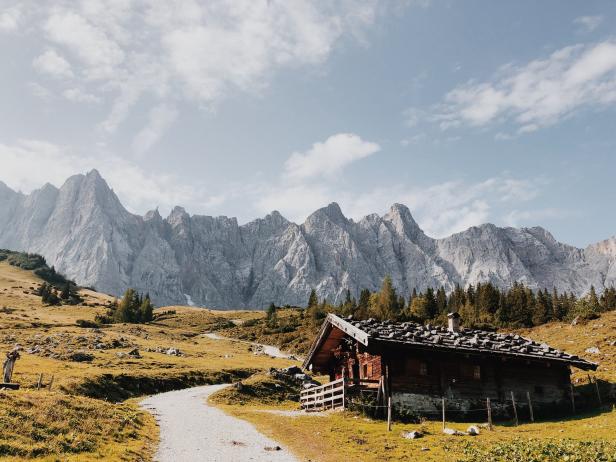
1;0;615;247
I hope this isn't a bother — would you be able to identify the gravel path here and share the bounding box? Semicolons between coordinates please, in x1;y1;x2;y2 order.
141;384;299;462
202;333;295;359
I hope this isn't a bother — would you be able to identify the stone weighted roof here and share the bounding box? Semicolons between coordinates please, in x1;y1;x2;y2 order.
345;316;597;371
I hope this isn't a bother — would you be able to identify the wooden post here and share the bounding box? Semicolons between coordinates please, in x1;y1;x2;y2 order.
486;397;493;431
36;373;43;390
569;383;576;414
376;376;383;417
342;376;346;410
510;391;518;426
387;396;392;431
442;397;446;430
48;374;54;391
593;377;602;406
526;391;534;422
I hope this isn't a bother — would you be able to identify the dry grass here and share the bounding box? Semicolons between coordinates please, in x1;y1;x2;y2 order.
515;313;616;384
0;261;299;461
220;401;616;462
0;390;156;461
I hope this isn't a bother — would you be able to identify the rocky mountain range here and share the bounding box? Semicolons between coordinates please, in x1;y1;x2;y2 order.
0;170;614;309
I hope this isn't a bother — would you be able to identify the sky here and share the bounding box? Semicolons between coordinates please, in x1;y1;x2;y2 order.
1;0;615;248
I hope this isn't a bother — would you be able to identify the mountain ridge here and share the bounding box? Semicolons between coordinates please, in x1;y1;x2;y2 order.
0;170;614;309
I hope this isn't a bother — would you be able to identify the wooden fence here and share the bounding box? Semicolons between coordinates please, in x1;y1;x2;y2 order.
300;377;346;411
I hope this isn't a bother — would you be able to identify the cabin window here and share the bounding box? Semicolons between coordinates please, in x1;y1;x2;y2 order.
461;364;481;381
419;362;428;376
362;364;368;378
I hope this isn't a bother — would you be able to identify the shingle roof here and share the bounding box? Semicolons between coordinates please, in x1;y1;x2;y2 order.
341;316;597;371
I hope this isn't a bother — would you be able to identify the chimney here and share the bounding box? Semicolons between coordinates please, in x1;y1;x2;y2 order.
447;312;461;333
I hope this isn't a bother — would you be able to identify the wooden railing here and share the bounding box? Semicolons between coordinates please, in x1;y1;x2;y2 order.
300;377;346;411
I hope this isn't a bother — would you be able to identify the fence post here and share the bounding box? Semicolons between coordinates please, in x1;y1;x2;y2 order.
569;383;576;414
526;391;534;422
510;391;518;426
487;397;493;430
36;373;43;390
593;377;602;406
387;396;392;431
48;374;54;391
442;397;446;430
342;377;346;410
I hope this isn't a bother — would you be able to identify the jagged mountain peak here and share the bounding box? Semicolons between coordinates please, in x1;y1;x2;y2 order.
383;203;424;237
306;202;348;226
0;171;614;308
588;235;616;259
144;208;162;221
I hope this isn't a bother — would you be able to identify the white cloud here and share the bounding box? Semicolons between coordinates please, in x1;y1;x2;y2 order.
33;49;74;79
434;40;616;133
503;208;574;227
44;9;125;80
0;5;21;32
574;15;603;33
14;0;391;149
63;88;102;104
26;82;53;100
284;133;380;180
403;107;423;127
132;104;179;156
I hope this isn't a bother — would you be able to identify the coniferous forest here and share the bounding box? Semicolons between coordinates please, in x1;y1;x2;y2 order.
304;276;616;330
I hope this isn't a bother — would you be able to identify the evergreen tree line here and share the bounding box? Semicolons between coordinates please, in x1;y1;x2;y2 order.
304;277;616;329
96;288;154;324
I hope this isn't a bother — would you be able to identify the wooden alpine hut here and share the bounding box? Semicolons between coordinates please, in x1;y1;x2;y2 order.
301;313;597;418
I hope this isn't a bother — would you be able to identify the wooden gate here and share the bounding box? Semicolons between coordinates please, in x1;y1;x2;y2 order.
300;377;346;411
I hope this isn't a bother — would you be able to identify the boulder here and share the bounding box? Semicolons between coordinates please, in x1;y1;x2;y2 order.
402;431;423;439
443;428;465;436
69;351;94;362
466;426;480;436
585;346;601;354
127;348;141;358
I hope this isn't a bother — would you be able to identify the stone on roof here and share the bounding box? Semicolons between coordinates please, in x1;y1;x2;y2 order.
342;316;596;371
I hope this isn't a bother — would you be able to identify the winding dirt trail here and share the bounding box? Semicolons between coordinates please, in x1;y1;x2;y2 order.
140;384;298;462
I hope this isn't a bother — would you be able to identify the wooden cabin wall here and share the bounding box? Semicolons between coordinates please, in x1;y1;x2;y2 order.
323;338;574;416
330;344;382;385
381;347;572;413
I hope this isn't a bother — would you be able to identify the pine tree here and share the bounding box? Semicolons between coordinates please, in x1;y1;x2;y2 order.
371;276;400;320
307;289;318;309
424;287;437;320
436;287;447;314
266;303;278;327
589;286;600;309
532;289;550;326
60;282;70;300
356;289;371;320
140;293;154;322
115;288;137;323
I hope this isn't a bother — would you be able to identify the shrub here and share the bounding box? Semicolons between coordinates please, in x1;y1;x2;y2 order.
76;319;100;328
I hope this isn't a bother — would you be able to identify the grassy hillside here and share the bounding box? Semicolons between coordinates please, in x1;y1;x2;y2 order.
0;258;297;461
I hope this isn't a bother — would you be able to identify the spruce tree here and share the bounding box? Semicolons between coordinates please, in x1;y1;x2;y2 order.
307;289;318;309
140;294;154;322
